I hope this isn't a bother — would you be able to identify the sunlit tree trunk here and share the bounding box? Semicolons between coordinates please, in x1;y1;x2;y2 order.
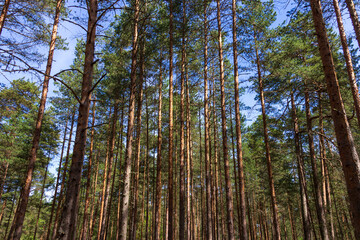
0;0;10;36
45;111;69;240
99;103;119;240
310;1;360;237
56;0;97;238
167;0;175;238
254;32;281;240
203;2;213;239
8;1;63;238
231;0;247;238
345;0;360;48
333;0;360;127
52;108;76;239
33;159;49;240
130;54;145;240
305;89;330;240
80;98;96;240
215;0;235;238
153;56;163;240
118;0;139;237
290;91;312;240
179;0;186;237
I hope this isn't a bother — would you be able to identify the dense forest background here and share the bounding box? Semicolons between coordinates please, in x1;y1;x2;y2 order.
1;0;360;239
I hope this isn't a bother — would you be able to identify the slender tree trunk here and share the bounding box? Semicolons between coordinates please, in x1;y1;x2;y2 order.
33;160;49;240
333;0;360;127
106;104;124;239
215;0;235;238
198;110;205;240
318;92;336;240
167;0;174;238
185;67;192;240
310;0;360;238
254;33;281;240
0;199;6;227
140;96;149;239
89;153;100;239
0;0;10;36
179;0;186;238
203;2;213;239
211;76;222;240
99;103;119;240
45;111;69;240
130;57;145;240
56;0;97;238
204;2;213;240
345;0;360;48
290;91;312;240
7;1;63;238
80;98;96;240
52;109;76;239
153;57;163;240
174;134;178;239
119;0;139;238
305;90;330;240
229;107;241;238
97;111;112;240
231;1;247;238
5;192;16;239
116;105;125;240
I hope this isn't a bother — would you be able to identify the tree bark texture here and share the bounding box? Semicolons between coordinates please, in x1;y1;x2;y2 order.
56;0;97;238
310;0;360;238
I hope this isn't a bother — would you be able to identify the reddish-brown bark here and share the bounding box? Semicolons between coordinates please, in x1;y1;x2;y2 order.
310;0;360;238
0;0;10;36
215;0;235;238
56;0;97;238
7;1;63;238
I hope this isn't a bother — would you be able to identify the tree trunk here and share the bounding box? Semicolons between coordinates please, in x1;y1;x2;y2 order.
5;192;16;239
333;0;360;127
254;33;281;240
179;0;186;238
231;0;247;238
116;104;125;240
0;200;6;227
52;109;76;240
203;2;213;239
229;106;241;238
215;0;235;238
153;57;163;240
80;98;96;240
118;0;139;237
45;111;69;240
310;0;360;237
0;0;10;36
56;0;97;238
305;90;330;240
130;58;145;240
345;0;360;48
290;91;312;240
167;0;174;238
99;103;119;240
7;1;63;238
318;92;336;240
105;102;124;239
186;67;192;240
33;159;49;240
88;153;100;239
97;110;112;240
